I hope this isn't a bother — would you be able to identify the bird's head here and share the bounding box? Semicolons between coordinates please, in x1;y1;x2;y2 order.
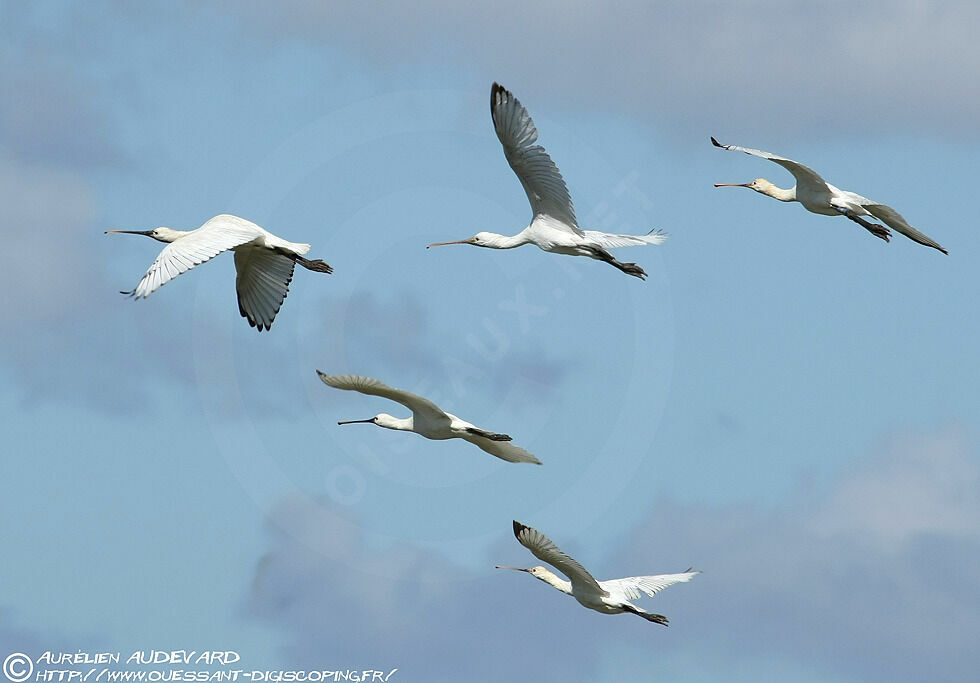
105;227;182;243
714;178;773;195
338;413;400;430
495;565;551;581
427;232;498;249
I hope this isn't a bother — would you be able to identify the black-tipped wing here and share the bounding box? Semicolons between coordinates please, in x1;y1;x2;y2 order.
711;136;831;199
234;246;296;331
863;203;947;254
492;83;579;231
513;521;606;597
316;373;449;424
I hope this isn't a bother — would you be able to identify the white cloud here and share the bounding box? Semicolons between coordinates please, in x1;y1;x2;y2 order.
0;156;196;413
0;159;98;325
810;429;980;548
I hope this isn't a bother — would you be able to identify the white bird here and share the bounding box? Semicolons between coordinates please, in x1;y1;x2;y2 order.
497;521;698;625
711;137;947;254
106;214;333;331
316;372;541;464
427;83;666;279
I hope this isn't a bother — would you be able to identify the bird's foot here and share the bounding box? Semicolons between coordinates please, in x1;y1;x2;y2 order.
297;257;333;273
466;427;512;441
618;261;647;280
636;611;669;626
843;211;890;242
585;246;648;280
866;223;891;242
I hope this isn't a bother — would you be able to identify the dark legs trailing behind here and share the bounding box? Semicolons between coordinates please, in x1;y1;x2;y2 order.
295;255;333;273
841;210;891;242
586;246;647;280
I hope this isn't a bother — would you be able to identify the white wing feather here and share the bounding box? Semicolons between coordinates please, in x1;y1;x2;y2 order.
129;217;262;298
601;570;700;601
492;83;579;232
234;246;296;331
316;373;448;423
513;521;607;598
461;436;541;464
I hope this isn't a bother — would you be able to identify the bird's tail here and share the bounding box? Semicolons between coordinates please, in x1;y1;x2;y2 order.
637;228;668;245
581;228;668;247
269;237;312;255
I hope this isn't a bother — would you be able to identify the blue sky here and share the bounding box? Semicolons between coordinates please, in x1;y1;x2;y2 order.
1;1;978;681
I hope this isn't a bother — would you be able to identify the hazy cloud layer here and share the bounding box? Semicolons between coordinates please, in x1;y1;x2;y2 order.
0;152;200;413
0;608;104;669
305;290;571;409
215;1;980;138
0;62;128;169
245;495;600;681
247;428;979;682
618;428;980;682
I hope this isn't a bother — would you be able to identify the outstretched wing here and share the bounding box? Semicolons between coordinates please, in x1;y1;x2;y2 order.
234;246;296;331
581;228;668;249
601;570;700;601
492;83;579;231
315;373;449;423
513;521;606;597
711;137;831;199
863;203;948;254
461;436;541;464
128;217;261;298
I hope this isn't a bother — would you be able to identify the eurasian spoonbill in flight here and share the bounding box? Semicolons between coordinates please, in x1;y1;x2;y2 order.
711;137;947;254
316;372;541;464
107;214;332;330
427;83;667;278
496;520;698;625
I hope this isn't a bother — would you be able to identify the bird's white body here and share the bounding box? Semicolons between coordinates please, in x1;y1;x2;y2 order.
107;214;332;330
712;138;947;254
497;521;698;625
316;372;541;464
427;83;666;278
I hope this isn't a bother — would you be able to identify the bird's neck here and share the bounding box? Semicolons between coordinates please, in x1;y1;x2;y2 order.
485;232;531;249
376;416;414;432
760;182;796;203
536;570;572;595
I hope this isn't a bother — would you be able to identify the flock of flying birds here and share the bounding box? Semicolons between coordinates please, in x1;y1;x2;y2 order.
106;83;948;626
